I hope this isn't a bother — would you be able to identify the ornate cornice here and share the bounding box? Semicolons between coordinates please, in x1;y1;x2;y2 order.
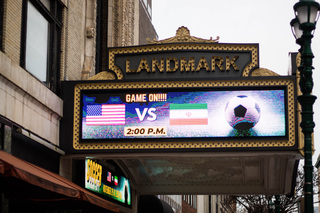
148;26;219;44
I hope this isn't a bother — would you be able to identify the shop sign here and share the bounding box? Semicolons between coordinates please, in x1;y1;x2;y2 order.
85;159;131;207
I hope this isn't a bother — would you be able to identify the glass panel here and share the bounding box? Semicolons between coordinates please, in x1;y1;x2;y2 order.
293;21;303;39
309;6;319;24
297;6;308;24
39;0;50;11
26;1;49;82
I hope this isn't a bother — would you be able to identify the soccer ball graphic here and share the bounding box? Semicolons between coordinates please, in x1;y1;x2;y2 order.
225;95;261;130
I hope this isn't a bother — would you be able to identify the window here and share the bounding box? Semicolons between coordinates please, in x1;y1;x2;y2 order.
141;0;151;19
193;195;197;209
25;2;48;81
21;0;62;92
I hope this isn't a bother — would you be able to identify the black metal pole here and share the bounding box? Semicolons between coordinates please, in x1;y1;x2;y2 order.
298;23;317;213
275;195;280;213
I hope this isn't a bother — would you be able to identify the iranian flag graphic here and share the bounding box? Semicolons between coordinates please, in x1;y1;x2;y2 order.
169;103;208;125
114;176;118;186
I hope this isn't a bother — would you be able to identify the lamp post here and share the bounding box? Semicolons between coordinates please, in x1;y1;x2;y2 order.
274;195;280;213
269;200;275;213
291;0;320;212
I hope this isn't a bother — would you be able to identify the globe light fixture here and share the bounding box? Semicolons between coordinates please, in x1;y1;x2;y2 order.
290;18;303;40
294;0;320;26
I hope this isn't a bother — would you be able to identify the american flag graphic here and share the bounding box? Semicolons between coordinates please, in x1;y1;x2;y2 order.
107;172;112;182
86;104;125;125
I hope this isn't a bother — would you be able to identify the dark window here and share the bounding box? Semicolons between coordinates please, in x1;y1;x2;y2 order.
21;0;62;93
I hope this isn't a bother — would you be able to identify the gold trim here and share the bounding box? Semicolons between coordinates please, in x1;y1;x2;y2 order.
73;79;296;151
296;54;304;156
147;26;219;44
250;68;280;76
109;43;258;79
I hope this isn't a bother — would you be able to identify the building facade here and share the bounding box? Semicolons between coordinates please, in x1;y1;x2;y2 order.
1;0;300;213
0;0;156;212
157;195;235;213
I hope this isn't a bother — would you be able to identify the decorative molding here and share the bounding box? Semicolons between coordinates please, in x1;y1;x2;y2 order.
296;52;301;68
88;71;116;80
294;52;305;156
148;26;219;44
113;0;120;46
113;0;135;47
81;0;97;80
250;68;280;76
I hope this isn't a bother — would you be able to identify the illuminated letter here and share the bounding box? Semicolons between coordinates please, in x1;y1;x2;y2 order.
196;56;210;71
166;57;179;72
147;108;157;121
92;162;97;184
136;108;148;121
149;94;154;102
137;58;151;73
211;56;224;71
126;94;131;102
180;57;195;72
226;56;240;71
130;94;136;102
126;58;136;73
86;159;91;182
152;58;164;72
96;164;102;187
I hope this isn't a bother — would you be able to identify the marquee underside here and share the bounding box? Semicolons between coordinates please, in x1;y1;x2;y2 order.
69;151;301;195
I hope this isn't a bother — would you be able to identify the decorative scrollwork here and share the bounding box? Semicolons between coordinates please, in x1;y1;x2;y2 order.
148;26;219;44
250;68;280;76
88;71;116;80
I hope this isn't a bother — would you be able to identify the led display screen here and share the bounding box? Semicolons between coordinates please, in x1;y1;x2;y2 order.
85;159;131;207
81;88;286;140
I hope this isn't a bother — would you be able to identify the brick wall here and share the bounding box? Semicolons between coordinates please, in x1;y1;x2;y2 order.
64;0;86;80
2;0;22;63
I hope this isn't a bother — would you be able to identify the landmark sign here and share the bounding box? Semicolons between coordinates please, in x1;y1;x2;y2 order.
108;43;259;80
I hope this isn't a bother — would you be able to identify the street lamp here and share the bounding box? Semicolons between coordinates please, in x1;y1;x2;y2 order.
269;200;275;213
274;195;280;213
291;0;320;212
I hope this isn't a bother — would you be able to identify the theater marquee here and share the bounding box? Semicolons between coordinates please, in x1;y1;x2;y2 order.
108;43;259;80
70;77;297;151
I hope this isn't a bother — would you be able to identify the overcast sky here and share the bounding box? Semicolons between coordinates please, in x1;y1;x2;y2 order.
152;0;320;163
